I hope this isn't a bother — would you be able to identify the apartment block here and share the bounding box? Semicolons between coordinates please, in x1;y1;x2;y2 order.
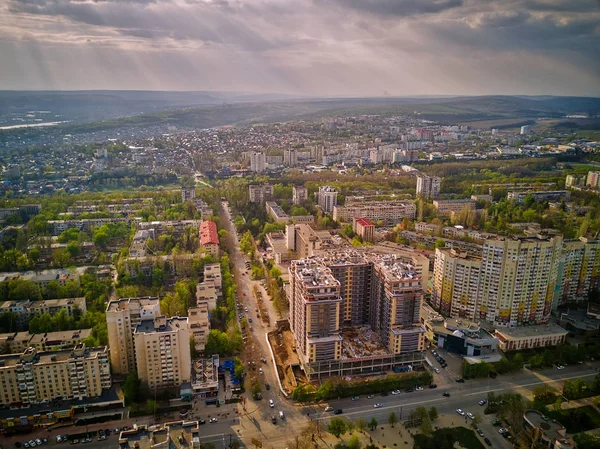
265;202;289;224
248;184;274;203
0;297;87;327
199;220;219;258
47;217;142;236
507;190;571;204
133;316;191;390
416;174;441;199
188;305;210;354
433;199;476;216
284;148;298;167
317;186;338;214
106;297;161;375
181;188;196;203
353;217;375;242
333;201;416;225
249;151;266;173
0;344;111;406
292;185;308;205
587;171;600;188
554;237;600;307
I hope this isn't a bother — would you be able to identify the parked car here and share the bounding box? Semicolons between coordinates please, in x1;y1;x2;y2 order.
429;384;437;389
271;416;277;424
456;409;465;416
209;418;218;423
456;378;465;383
434;368;440;374
374;403;383;408
325;406;334;412
333;409;343;415
466;412;475;419
477;429;485;437
391;390;400;395
351;396;360;401
265;383;271;390
367;394;375;399
443;392;451;397
479;400;487;406
279;411;285;420
484;438;492;446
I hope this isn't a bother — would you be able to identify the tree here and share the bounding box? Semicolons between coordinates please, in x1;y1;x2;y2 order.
122;371;141;405
346;419;355;435
28;248;40;264
146;399;158;415
52;249;73;268
328;417;348;439
347;435;361;449
388;412;397;427
355;417;367;433
419;417;433;436
368;417;378;431
93;228;110;248
434;238;445;249
428;406;438;421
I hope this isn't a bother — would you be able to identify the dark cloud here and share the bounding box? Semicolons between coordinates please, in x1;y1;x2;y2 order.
323;0;463;17
522;0;600;13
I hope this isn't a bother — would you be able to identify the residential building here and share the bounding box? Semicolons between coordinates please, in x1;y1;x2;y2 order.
199;220;219;258
507;190;571;204
495;324;568;351
292;185;308;205
520;125;531;135
586;171;600;188
415;222;441;235
27;329;93;352
203;264;222;297
553;237;600;308
523;410;574;449
565;174;584;187
416;174;441;199
432;248;481;320
248;184;274;203
433;199;476;216
106;297;161;375
0;297;87;327
317;186;338;214
265;201;289;224
181;188;196;203
0;344;111;406
133;315;191;390
289;253;425;380
333;201;416;225
137;220;201;237
249;152;266;173
353;217;375;242
6;165;21;179
188;305;210;354
284;148;298;167
48;217;142;236
196;282;218;311
0;331;32;354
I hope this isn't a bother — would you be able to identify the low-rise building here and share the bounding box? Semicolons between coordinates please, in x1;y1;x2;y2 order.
248;184;274;203
523;410;574;449
199;220;219;257
353;217;375;242
48;217;142;235
0;344;111;406
0;297;86;327
265;201;289;224
507;190;571;204
333;201;416;225
188;305;210;354
494;323;568;352
292;185;308;204
433;199;476;216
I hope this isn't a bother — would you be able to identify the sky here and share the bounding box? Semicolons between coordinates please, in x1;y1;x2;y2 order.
0;0;599;96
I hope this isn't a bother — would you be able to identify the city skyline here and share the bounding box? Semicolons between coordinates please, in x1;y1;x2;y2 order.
0;0;598;95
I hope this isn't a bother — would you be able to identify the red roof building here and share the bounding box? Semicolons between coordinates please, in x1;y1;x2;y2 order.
200;221;219;257
353;217;375;242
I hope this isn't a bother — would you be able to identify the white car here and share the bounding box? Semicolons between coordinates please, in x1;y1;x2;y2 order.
391;390;401;395
466;412;475;419
374;403;383;408
209;417;218;423
325;406;334;412
456;408;465;416
557;365;565;370
434;368;440;374
415;386;424;391
269;399;275;408
259;368;264;374
367;394;375;399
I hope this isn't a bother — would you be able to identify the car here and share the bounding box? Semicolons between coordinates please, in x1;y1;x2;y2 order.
429;384;437;389
443;392;450;397
477;429;485;437
380;392;389;397
199;419;206;425
404;388;413;393
484;438;492;446
456;408;465;416
209;418;218;423
434;368;440;374
333;409;343;415
415;386;424;391
325;406;334;412
42;439;48;445
491;420;501;426
259;368;264;374
367;394;375;399
84;438;93;443
245;307;249;312
467;412;475;419
70;441;78;446
279;411;285;419
269;399;275;408
97;436;106;442
351;396;360;401
29;442;35;448
265;383;271;390
374;403;383;408
499;428;508;435
479;400;487;406
391;390;401;395
557;365;565;370
56;437;63;444
248;318;253;323
456;378;465;383
271;416;277;424
23;443;29;449
441;363;448;368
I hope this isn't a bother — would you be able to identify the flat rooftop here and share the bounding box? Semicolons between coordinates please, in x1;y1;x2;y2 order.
495;323;568;339
524;410;573;446
341;326;389;359
120;422;199;449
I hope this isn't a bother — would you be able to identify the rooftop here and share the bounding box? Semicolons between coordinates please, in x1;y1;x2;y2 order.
200;220;219;246
341;326;389;359
495;323;568;339
524;410;573;447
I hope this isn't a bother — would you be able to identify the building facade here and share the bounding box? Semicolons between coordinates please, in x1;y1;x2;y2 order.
249;152;266;173
292;185;308;205
416;174;441;199
353;217;375;242
248;184;274;203
317;186;338;214
0;344;111;406
553;237;600;307
199;220;219;258
433;199;476;216
333;201;416;225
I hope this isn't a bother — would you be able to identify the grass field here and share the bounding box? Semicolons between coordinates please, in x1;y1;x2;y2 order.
413;426;485;449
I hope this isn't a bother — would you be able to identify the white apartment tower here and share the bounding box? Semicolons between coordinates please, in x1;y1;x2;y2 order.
318;186;338;214
249;152;266;173
292;185;308;205
284;148;298;167
416;174;441;199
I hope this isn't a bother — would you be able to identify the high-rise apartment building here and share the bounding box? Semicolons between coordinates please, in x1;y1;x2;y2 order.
0;344;111;406
106;297;161;375
554;237;600;307
586;171;600;188
292;185;308;205
416;174;441;199
181;188;196;203
432;236;563;327
133;315;191;390
317;186;338;214
249;152;266;173
284;148;298;167
248;184;274;203
289;253;425;376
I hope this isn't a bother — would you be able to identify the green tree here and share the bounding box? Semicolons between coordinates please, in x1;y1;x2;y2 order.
434;238;445;249
52;248;73;268
388;412;397;427
122;371;141;405
328;417;348;439
419;417;433;436
146;399;158;415
368;417;378;431
428;406;438;421
355;417;367;433
347;435;361;449
28;248;41;264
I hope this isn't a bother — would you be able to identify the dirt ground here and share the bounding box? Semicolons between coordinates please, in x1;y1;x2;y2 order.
268;328;301;394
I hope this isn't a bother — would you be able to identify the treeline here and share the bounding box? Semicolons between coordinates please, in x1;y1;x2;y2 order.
292;371;433;402
88;170;178;190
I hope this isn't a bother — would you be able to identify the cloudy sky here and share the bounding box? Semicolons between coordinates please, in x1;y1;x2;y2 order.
0;0;599;96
